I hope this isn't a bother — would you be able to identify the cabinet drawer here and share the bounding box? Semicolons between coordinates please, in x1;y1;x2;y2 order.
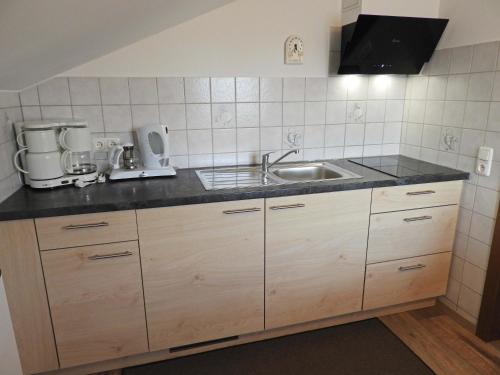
41;241;148;368
368;205;459;264
36;210;137;250
364;252;452;310
371;181;462;213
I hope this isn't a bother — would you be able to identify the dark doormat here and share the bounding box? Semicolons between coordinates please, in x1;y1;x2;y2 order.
124;318;434;375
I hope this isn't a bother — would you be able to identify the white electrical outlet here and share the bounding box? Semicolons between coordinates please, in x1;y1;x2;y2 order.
94;137;120;152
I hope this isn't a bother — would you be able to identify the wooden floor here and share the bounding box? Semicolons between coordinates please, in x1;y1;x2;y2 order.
381;302;500;375
96;302;500;375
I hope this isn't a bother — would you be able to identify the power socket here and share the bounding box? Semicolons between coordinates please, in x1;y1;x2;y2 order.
94;137;120;152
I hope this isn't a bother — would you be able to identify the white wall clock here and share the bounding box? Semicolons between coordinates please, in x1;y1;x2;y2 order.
285;35;304;65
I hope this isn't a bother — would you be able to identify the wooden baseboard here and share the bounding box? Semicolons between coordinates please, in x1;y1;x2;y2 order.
37;298;436;375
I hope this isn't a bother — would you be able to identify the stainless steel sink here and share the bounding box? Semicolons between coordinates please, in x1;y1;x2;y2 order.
196;161;362;190
269;162;362;183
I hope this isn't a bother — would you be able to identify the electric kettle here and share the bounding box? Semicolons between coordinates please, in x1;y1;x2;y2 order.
136;124;170;169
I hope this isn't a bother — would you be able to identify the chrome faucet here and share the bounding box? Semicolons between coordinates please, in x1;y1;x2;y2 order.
261;149;299;173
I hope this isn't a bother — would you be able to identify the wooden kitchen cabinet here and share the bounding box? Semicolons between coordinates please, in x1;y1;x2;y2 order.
137;199;265;351
265;190;371;329
41;241;148;368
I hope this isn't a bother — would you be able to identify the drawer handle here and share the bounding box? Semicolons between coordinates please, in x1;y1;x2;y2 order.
269;203;306;210
398;264;426;272
88;251;133;260
63;222;110;230
406;190;436;196
403;215;432;222
223;208;261;214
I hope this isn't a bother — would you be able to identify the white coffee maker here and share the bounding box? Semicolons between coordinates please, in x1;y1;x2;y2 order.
14;119;98;189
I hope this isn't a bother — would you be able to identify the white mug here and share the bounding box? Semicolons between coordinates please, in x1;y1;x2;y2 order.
14;149;64;180
17;129;59;153
59;127;91;152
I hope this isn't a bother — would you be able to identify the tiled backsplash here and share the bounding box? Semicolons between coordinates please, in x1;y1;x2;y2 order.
19;75;406;169
401;40;500;324
0;92;22;202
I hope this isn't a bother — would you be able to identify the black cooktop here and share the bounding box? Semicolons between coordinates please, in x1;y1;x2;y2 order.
348;155;450;178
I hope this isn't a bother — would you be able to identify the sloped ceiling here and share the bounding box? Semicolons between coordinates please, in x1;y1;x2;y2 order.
0;0;234;90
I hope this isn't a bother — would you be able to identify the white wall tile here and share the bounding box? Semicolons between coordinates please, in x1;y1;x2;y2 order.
21;106;41;121
458;286;482;318
346;101;366;123
189;154;213;167
326;101;346;124
383;123;401;144
129;78;158;104
187;129;212;154
427;49;451;76
493;72;500;101
487;102;500;132
443;101;466;127
260;78;282;102
327;76;347;100
366;101;385;123
237;103;259;127
237;127;259;151
159;104;186;130
19;87;39;106
471;42;499;73
344;145;363;158
283;78;305;101
325;125;345;147
364;123;383;144
260;102;282;127
305;78;327;101
170;155;189;168
213;128;236;153
186;104;211;129
38;78;70;105
446;75;470;100
467;72;494;101
260;127;282;150
427;76;447;100
473;186;499;218
304;125;325;148
466;238;491;270
470;212;495;244
450;46;473;74
386;76;407;99
283;126;304;149
424;101;444;125
41;105;72;119
451;255;465;282
102;105;132;132
236;77;259;102
325;146;344;159
185;78;210;103
421;125;441;149
385;100;404;122
283;102;304;126
131;105;159;128
463;101;489;130
69;78;100;105
346;75;368;100
169;130;188;155
211;77;235;103
211;103;235;128
367;76;388;100
459;129;485;157
158;77;185;104
305;101;326;125
345;123;365;145
72;106;104;132
408;100;425;123
213;153;237;166
99;78;130;105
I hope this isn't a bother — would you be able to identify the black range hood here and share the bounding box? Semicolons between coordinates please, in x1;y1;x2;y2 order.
338;14;448;75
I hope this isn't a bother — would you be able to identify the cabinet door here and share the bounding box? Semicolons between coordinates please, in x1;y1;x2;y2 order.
137;199;264;351
42;242;148;368
266;190;371;329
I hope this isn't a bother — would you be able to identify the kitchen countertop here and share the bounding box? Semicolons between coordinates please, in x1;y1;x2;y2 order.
0;155;468;221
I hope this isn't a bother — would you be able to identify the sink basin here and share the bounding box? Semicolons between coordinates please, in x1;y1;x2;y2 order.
195;162;362;190
269;162;362;183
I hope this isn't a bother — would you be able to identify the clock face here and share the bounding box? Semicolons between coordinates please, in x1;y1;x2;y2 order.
285;35;304;64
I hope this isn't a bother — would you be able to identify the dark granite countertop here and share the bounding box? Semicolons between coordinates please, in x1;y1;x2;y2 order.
0;155;468;221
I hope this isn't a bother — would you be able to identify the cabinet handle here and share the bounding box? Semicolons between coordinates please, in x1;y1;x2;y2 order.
398;264;426;272
403;215;432;222
269;203;306;210
63;222;110;230
223;208;261;214
88;251;133;260
406;190;436;196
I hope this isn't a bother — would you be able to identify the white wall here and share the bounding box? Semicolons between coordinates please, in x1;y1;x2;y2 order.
438;0;500;49
63;0;341;78
362;0;440;17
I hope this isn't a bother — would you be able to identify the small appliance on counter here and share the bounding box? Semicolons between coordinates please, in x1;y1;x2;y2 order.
108;123;176;180
14;119;98;189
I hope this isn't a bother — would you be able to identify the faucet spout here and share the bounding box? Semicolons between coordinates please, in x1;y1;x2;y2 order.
261;149;299;173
